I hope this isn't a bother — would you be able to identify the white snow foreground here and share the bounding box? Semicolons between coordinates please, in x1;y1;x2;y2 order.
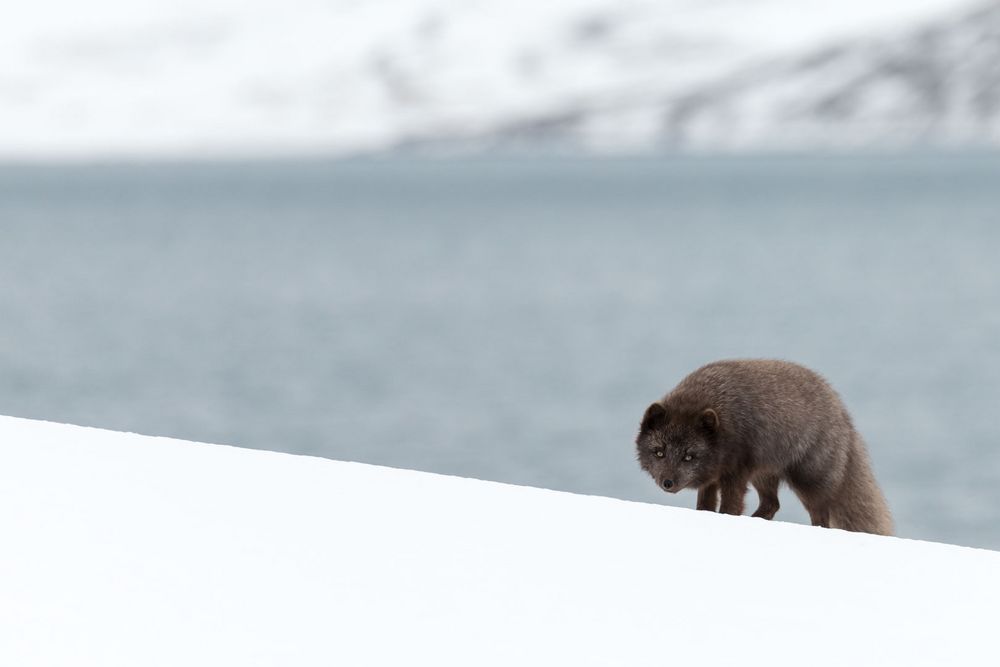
1;415;997;666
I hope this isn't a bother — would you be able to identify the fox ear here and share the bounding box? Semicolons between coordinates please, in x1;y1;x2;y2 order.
700;408;719;434
640;403;667;432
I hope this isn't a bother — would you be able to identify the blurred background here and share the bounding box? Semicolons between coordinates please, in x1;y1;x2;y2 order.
2;0;999;549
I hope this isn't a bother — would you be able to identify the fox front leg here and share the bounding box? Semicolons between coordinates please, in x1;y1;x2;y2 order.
718;475;749;516
696;483;719;511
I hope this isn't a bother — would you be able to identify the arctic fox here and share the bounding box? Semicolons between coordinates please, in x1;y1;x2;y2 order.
636;359;893;536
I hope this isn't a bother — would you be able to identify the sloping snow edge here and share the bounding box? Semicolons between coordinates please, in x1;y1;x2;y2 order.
1;415;997;666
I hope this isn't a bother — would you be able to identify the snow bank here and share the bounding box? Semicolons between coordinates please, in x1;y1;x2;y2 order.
1;415;997;666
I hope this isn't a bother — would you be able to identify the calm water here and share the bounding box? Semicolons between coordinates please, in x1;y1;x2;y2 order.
2;155;999;549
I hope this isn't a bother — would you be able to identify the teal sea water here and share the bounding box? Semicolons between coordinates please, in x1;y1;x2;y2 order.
2;155;999;548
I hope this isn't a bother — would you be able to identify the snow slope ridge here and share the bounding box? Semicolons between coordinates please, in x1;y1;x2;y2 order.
1;414;997;666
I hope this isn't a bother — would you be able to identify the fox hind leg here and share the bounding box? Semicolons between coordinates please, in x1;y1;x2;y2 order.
807;507;831;528
751;475;781;520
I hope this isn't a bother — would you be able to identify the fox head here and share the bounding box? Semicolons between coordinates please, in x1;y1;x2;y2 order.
635;402;722;494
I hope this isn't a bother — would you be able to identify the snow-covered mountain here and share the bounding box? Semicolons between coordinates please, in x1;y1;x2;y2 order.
1;0;995;159
572;0;1000;151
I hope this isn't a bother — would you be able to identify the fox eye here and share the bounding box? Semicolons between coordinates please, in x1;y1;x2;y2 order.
683;453;693;462
654;449;665;458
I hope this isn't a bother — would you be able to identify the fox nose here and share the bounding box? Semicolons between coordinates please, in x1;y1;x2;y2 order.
662;479;674;490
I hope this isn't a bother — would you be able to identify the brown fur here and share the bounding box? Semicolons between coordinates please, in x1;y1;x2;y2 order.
635;359;893;536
